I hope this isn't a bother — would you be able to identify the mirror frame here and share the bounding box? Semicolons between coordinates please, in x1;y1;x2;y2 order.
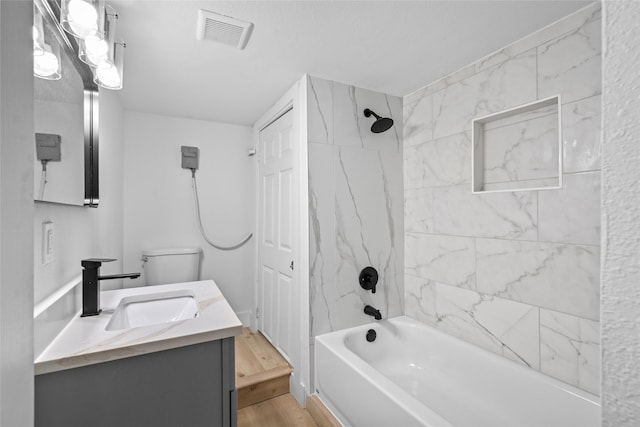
35;0;100;207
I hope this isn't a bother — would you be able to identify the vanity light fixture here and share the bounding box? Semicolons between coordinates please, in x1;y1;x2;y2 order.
34;46;62;80
33;12;44;56
60;0;101;40
33;5;62;80
78;4;117;68
59;0;126;90
93;39;125;90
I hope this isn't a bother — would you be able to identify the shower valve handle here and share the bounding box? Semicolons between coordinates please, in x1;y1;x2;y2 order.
359;266;379;294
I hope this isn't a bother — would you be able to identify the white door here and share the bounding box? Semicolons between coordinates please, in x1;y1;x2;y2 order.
258;108;296;362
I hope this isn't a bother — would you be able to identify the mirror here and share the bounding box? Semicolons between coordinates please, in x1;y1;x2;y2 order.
33;0;99;207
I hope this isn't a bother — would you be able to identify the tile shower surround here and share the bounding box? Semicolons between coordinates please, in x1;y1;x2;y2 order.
403;4;601;395
307;76;404;338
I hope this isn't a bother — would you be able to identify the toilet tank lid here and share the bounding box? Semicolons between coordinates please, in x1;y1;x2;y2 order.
142;247;202;257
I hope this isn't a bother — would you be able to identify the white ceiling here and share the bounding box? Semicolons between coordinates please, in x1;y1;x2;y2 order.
112;1;590;126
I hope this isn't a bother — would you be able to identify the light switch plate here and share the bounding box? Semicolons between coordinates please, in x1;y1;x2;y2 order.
42;221;54;265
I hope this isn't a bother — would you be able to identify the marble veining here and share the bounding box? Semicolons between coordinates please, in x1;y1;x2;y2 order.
475;238;600;320
562;95;601;173
307;76;333;145
432;49;537;140
435;283;540;368
540;308;600;394
404;188;434;233
483;113;559;186
334;146;403;329
403;92;433;147
434;185;537;240
404;132;471;189
402;4;601;101
537;9;601;103
538;171;600;246
333;81;402;152
403;5;601;395
309;142;336;336
308;76;403;336
404;274;437;326
404;233;476;290
34;280;242;375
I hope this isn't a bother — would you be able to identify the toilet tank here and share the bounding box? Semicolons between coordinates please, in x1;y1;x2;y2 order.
141;247;201;286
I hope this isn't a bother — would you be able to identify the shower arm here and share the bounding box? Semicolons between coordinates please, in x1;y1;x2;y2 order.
363;108;382;120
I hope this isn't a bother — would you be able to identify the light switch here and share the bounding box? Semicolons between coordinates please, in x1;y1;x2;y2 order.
42;221;54;265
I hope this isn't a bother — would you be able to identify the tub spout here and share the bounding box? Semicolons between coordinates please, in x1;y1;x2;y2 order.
364;305;382;320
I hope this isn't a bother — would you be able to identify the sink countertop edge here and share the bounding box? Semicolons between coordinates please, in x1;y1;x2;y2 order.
34;280;242;375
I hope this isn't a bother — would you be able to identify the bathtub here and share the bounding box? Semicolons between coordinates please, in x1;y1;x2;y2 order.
315;316;600;427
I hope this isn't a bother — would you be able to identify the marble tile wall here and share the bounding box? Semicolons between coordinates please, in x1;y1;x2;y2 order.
308;75;403;337
403;4;601;395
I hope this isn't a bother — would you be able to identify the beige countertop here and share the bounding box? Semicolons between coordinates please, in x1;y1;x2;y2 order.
35;280;242;375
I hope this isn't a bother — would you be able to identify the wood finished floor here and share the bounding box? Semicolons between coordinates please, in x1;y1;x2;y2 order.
235;328;318;426
237;393;318;427
235;328;290;382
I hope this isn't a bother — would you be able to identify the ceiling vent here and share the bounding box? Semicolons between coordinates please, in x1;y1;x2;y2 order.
196;9;254;50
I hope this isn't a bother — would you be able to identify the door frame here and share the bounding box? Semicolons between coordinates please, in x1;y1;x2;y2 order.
252;76;309;404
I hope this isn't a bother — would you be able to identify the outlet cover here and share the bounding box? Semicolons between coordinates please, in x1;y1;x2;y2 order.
42;221;54;265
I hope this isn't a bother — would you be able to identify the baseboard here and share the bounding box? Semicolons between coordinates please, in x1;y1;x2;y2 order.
235;310;252;327
289;371;306;406
306;394;342;427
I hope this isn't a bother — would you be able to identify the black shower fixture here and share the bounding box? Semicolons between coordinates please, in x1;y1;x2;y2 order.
363;108;394;134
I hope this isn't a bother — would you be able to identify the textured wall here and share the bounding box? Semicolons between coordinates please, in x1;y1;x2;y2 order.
307;75;403;337
403;4;601;394
602;1;640;425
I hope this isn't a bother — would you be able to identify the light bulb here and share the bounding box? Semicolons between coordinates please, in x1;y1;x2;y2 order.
96;65;121;88
67;0;98;39
33;26;44;56
84;34;109;65
34;50;60;78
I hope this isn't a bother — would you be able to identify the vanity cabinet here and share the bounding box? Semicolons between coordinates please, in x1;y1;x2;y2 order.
35;338;236;427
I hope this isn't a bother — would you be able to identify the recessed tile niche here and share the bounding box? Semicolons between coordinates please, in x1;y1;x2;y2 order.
472;95;562;193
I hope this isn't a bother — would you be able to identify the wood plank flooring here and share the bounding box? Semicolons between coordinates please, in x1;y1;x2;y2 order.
235;328;339;427
235;328;292;409
235;328;290;379
306;395;342;427
237;393;318;427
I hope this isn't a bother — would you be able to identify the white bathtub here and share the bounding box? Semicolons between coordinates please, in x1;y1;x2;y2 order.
315;316;600;427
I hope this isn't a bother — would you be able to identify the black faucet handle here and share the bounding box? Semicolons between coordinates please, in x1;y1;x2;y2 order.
81;258;117;269
364;304;382;320
359;266;379;294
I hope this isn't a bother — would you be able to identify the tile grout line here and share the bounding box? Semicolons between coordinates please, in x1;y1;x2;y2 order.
403;273;599;323
404;230;600;249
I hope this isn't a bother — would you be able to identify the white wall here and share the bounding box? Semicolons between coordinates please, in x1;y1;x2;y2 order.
122;112;255;318
33;100;84;204
34;90;125;356
0;2;34;425
602;1;640;425
93;91;125;288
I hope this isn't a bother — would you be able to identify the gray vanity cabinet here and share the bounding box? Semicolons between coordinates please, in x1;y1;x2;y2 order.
35;338;236;427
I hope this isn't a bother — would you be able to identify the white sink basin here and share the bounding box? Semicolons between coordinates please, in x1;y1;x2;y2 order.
105;289;199;331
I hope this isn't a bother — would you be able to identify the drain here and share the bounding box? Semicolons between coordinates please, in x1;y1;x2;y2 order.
366;329;377;342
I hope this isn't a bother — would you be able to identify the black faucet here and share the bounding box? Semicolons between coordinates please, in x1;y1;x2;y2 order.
81;258;141;317
359;267;379;294
364;305;382;320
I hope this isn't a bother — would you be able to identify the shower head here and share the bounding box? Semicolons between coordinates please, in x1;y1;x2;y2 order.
364;108;394;134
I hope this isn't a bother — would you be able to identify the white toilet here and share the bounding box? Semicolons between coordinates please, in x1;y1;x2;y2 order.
141;247;202;286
